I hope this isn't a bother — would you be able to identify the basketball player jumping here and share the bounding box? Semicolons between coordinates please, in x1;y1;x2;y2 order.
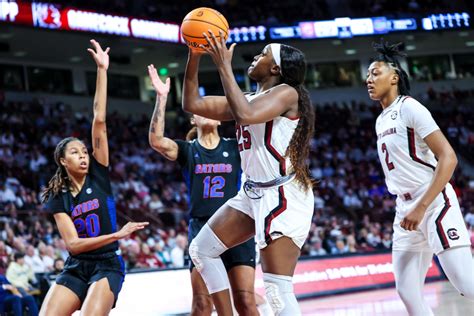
182;30;315;316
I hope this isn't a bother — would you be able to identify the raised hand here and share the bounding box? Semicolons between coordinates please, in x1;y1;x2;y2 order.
114;221;149;239
147;64;170;97
201;30;236;69
87;39;110;70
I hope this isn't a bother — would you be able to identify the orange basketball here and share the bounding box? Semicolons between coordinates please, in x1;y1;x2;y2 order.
181;7;229;51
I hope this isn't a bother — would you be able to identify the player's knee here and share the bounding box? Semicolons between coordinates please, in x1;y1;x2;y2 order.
191;295;212;315
233;291;257;315
263;273;295;315
189;239;203;271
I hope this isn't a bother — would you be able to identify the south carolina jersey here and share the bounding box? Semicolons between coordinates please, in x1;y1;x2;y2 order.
176;138;242;218
45;156;118;257
375;96;440;196
236;92;299;182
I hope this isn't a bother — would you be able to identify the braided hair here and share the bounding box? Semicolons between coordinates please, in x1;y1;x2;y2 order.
41;137;81;203
372;40;411;96
279;45;315;192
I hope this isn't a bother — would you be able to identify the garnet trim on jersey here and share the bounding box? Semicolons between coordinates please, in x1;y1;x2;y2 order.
435;189;451;250
264;186;287;245
264;120;286;176
406;127;436;170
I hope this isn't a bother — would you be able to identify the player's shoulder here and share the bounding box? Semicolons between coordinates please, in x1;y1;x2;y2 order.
401;96;426;110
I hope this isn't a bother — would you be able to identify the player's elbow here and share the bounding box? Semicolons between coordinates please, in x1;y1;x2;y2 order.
93;116;106;124
65;240;80;256
149;137;169;157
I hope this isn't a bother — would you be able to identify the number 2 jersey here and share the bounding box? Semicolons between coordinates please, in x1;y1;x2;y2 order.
375;96;440;197
45;156;118;257
176;138;242;218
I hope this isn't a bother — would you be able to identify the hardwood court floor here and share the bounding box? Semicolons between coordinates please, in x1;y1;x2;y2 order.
299;281;474;316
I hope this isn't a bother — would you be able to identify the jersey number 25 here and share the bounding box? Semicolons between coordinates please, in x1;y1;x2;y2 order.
236;125;251;151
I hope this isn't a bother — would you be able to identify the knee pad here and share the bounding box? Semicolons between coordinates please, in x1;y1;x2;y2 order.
189;224;227;272
189;224;230;293
263;273;300;316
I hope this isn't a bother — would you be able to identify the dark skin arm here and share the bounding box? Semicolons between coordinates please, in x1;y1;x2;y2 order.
201;30;299;125
182;50;234;121
401;130;458;231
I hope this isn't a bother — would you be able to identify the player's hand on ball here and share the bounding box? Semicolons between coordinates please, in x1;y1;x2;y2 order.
401;206;425;231
201;30;236;69
115;221;149;239
87;39;110;70
147;64;170;97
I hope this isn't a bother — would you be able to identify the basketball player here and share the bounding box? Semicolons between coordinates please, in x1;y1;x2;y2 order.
367;41;474;315
182;31;315;316
39;40;148;316
146;64;258;315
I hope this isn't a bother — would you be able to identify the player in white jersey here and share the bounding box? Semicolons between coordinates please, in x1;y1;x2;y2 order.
182;30;315;316
367;41;474;316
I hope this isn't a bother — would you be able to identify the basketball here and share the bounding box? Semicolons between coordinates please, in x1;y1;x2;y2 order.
181;7;229;51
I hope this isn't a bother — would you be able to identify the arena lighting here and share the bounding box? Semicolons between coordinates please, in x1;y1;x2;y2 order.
0;0;182;43
422;12;470;30
296;16;417;40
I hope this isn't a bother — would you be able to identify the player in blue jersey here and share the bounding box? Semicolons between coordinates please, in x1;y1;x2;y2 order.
39;40;148;316
147;64;258;315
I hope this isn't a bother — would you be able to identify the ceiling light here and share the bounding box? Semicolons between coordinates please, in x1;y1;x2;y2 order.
168;62;179;68
405;45;416;51
345;49;356;55
13;51;26;57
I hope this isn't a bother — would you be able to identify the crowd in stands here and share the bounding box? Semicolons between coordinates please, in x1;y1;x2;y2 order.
0;87;474;300
26;0;469;26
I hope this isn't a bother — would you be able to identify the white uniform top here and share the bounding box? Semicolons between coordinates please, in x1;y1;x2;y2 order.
375;96;440;197
236;92;299;182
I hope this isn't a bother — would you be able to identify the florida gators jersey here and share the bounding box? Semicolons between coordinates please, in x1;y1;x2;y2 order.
236;92;299;182
375;96;440;196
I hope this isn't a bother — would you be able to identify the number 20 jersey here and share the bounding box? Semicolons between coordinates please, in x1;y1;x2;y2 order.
375;96;440;196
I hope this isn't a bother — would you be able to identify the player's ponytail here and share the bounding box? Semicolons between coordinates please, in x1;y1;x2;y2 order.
186;126;198;141
372;40;411;96
41;137;79;203
280;44;315;192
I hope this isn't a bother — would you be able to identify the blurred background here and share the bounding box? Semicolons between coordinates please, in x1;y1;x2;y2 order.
0;0;473;314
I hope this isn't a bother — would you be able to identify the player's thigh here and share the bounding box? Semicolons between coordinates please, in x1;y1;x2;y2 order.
80;278;115;316
40;284;82;316
260;236;300;276
208;204;255;248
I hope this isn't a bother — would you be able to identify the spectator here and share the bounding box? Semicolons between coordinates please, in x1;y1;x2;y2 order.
5;253;38;296
170;234;187;268
0;274;38;316
24;245;46;274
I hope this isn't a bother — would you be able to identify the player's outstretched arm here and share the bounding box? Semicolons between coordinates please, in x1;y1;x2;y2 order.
88;39;110;166
182;49;233;121
54;213;148;255
147;64;179;161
